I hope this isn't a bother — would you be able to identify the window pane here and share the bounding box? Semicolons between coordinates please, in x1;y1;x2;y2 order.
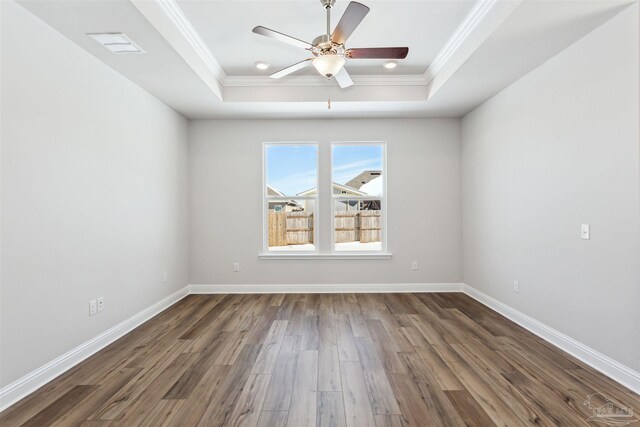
334;199;381;251
268;199;315;251
266;145;317;197
332;145;383;196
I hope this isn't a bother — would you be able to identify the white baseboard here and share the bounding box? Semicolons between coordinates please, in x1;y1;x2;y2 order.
0;286;189;413
2;282;638;415
462;284;640;395
188;283;465;294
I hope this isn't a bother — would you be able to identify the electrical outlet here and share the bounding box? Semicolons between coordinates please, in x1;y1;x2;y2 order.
581;224;590;240
163;272;168;283
89;300;97;316
233;262;240;272
513;280;520;293
411;261;418;271
97;297;104;313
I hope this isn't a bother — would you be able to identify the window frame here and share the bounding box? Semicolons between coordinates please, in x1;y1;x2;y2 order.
262;141;320;255
260;140;391;260
330;141;388;255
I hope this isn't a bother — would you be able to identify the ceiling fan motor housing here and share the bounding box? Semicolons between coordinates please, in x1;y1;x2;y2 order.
312;34;332;49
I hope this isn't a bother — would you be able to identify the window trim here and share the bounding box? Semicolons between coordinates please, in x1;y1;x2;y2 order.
260;140;391;259
262;141;320;254
330;141;388;255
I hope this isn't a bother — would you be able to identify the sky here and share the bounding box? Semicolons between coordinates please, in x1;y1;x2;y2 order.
266;144;383;196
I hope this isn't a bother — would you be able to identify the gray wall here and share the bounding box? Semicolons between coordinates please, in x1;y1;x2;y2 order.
189;119;462;285
2;0;638;394
1;1;190;387
462;4;639;371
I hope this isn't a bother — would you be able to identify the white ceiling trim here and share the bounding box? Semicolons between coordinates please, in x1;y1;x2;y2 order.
133;0;522;103
424;0;498;83
224;74;428;87
223;85;428;103
147;0;226;79
424;0;523;98
17;0;631;118
131;0;225;99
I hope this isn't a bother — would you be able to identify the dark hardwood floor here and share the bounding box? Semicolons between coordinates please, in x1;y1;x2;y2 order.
1;293;638;426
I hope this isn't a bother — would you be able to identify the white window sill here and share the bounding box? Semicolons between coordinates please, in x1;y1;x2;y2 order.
258;253;392;260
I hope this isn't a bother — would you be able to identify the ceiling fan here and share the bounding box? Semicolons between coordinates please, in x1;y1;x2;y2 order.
252;0;409;88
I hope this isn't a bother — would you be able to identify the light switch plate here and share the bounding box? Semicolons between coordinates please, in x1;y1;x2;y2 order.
581;224;590;240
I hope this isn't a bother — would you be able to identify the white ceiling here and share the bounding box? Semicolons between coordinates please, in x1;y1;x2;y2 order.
16;0;636;119
426;0;636;116
176;0;475;76
16;0;221;118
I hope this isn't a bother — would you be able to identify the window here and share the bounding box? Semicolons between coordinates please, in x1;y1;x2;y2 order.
264;143;318;252
263;141;387;257
332;143;385;252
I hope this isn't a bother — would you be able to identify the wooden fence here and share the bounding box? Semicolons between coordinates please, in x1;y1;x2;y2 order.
269;211;314;247
335;211;381;243
269;210;380;247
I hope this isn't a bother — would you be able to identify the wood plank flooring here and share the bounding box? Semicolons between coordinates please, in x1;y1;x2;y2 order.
2;293;639;426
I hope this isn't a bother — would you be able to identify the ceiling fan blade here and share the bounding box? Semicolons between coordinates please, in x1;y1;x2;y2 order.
334;68;353;88
331;1;370;45
346;47;409;59
252;26;312;50
269;59;313;79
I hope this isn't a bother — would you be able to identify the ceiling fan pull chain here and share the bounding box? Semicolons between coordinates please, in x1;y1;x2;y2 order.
326;80;331;110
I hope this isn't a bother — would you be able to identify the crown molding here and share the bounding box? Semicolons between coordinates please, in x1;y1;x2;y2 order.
424;0;523;97
424;0;497;83
224;74;428;88
131;0;225;99
155;0;226;80
133;0;520;103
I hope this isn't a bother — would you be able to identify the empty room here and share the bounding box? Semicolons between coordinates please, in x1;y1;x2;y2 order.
1;0;639;425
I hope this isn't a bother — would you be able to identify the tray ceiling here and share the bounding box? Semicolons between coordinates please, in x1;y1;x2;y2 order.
16;0;635;119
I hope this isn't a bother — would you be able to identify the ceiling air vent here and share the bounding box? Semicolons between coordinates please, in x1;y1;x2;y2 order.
87;33;145;54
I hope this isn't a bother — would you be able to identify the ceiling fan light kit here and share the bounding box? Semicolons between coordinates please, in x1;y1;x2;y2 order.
313;54;345;78
252;0;409;89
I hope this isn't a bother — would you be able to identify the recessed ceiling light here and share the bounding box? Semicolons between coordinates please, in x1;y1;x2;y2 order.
384;61;398;69
87;33;145;54
255;61;270;70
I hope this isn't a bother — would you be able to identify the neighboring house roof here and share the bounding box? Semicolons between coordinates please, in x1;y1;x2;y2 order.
267;185;302;208
332;182;367;196
297;182;366;197
266;185;286;197
345;170;382;190
359;176;383;196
